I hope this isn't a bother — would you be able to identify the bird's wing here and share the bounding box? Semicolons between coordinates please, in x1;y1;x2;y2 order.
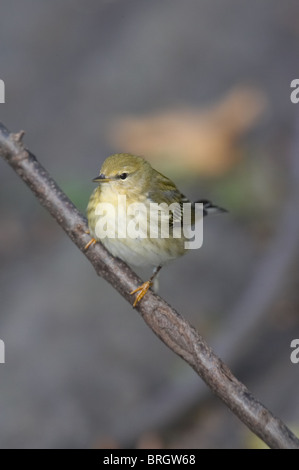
147;170;190;226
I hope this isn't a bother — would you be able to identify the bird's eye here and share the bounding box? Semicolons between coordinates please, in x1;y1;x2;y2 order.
119;173;128;180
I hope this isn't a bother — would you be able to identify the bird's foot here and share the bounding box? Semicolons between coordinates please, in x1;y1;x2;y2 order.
84;237;97;251
130;281;152;307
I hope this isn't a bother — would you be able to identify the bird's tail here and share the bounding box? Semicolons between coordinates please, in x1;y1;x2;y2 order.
195;199;227;217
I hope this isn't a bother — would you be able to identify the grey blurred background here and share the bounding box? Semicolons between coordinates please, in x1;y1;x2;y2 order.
1;0;299;448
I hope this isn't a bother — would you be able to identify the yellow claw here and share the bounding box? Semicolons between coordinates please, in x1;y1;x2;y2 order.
130;281;152;307
84;237;97;251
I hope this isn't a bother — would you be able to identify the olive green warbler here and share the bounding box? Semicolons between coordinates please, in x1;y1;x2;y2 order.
86;153;226;306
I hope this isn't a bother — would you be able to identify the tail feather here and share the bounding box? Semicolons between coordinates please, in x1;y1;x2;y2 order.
196;199;227;217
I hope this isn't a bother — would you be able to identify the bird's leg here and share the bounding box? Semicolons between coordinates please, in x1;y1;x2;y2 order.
130;265;163;307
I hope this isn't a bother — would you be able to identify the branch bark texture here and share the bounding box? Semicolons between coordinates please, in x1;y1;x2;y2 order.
0;122;298;449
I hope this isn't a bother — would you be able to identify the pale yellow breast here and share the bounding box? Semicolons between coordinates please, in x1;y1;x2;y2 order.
87;184;186;267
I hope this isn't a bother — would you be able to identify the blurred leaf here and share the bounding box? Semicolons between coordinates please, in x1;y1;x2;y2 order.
108;86;267;178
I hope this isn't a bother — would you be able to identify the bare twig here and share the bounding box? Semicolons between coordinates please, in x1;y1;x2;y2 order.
0;122;298;449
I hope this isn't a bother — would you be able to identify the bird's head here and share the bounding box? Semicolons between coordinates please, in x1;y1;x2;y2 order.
93;153;151;195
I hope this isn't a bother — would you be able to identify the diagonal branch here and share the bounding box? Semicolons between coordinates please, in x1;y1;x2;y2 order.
0;122;298;449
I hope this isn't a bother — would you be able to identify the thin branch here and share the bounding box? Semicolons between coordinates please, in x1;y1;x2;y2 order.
122;117;299;444
0;122;298;449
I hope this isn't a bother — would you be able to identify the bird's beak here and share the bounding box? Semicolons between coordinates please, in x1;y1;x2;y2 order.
92;174;111;183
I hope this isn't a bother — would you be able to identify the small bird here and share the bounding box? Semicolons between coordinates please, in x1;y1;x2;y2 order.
86;153;226;306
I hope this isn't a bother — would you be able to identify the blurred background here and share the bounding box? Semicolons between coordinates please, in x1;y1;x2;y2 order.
0;0;299;449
